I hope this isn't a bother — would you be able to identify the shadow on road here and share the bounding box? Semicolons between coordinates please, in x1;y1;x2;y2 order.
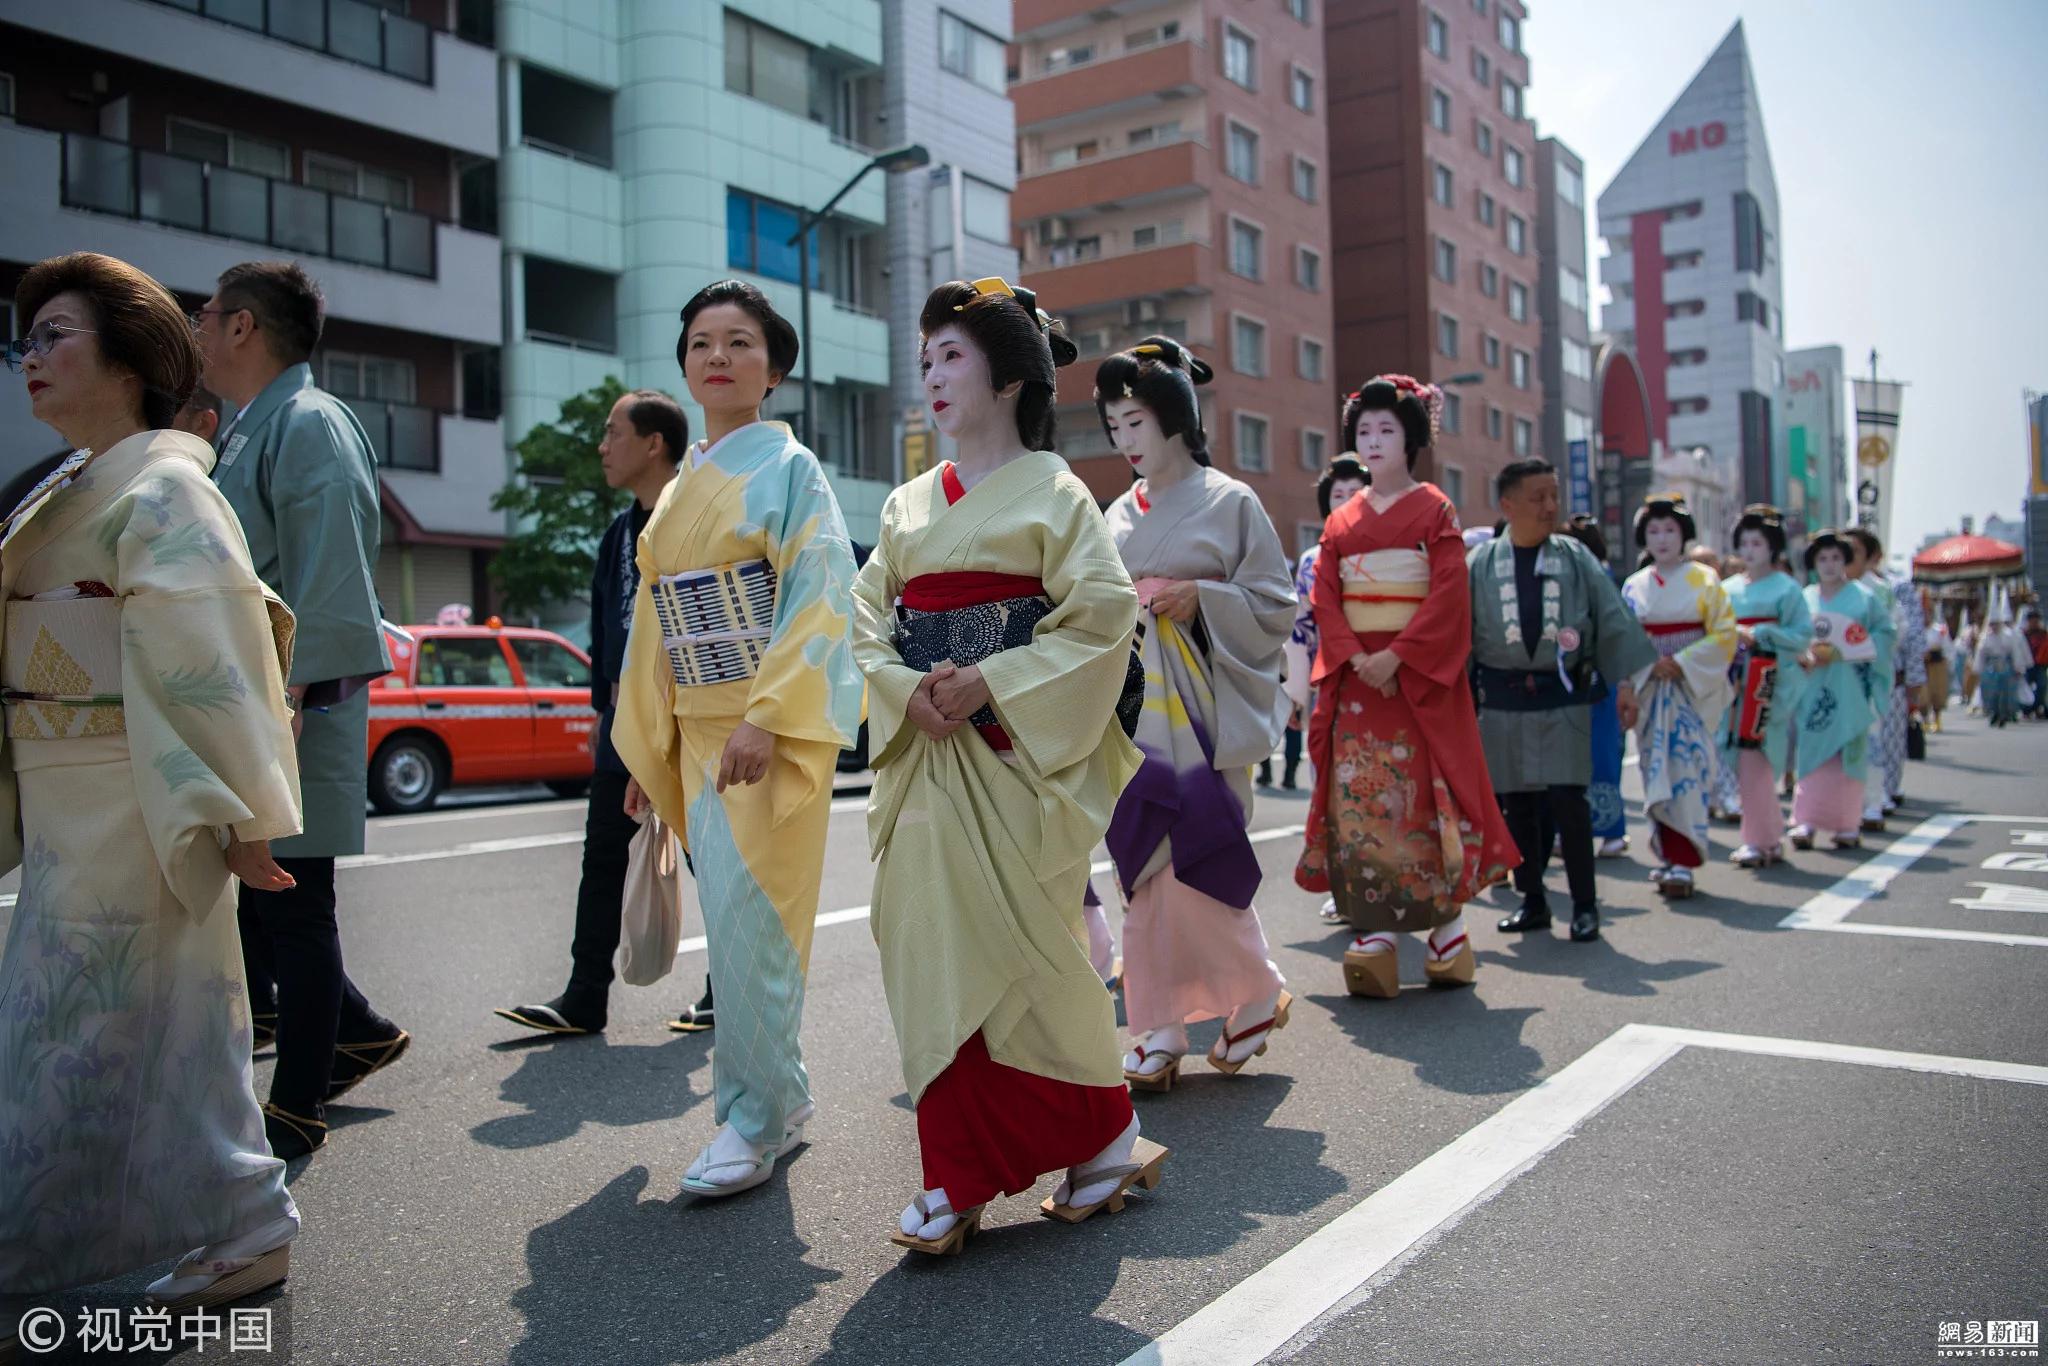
1315;990;1547;1095
472;1035;714;1150
1476;933;1719;999
509;1165;839;1365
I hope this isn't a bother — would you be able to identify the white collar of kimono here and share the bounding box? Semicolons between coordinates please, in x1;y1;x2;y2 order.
686;419;793;472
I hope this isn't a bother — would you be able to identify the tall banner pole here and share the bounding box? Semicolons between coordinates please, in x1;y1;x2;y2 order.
1852;348;1904;549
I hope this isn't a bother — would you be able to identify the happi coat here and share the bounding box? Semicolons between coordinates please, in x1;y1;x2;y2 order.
0;431;301;1291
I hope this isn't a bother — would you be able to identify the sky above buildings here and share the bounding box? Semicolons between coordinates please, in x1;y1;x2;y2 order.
1525;0;2048;553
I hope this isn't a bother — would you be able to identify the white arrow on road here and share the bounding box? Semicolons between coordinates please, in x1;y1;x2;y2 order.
1952;882;2048;914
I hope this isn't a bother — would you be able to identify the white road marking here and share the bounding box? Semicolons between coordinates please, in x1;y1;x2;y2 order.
672;825;1308;958
1979;852;2048;872
1952;883;2048;914
1119;1024;2048;1366
338;832;585;869
1779;814;2048;948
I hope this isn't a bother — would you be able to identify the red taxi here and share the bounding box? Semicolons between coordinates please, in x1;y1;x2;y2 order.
367;621;598;813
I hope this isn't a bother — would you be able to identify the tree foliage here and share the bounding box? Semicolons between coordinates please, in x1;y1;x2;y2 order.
489;376;628;615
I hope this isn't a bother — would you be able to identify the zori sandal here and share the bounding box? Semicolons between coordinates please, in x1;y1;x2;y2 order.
1039;1137;1170;1224
1208;991;1293;1075
1122;1045;1182;1092
889;1194;985;1256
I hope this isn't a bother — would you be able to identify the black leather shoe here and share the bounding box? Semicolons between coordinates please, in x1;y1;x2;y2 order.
1498;901;1553;933
1570;905;1601;942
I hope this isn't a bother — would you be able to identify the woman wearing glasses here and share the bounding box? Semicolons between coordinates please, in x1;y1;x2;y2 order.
613;280;862;1198
0;254;304;1325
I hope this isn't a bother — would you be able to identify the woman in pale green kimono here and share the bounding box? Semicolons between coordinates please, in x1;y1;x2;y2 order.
615;281;862;1198
0;254;304;1323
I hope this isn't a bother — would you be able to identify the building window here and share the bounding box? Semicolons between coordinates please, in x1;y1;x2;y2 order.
1232;314;1268;376
325;352;417;403
1226;121;1261;184
1477;191;1496;227
1234;412;1271;473
1434;237;1457;283
725;13;821;122
1472;48;1491;86
1670;347;1709;366
1510;349;1531;389
1502;144;1525;188
1442;391;1463;434
1507;279;1529;322
1483;333;1501;368
1426;10;1448;58
1430;87;1452;132
1295;245;1322;291
1301;426;1328;470
1042;43;1095;72
1223;22;1258;89
1737;290;1773;330
1559;265;1588;312
167;117;288;178
1672;396;1710;416
1288;0;1313;21
1498;10;1521;51
1291;66;1316;112
1126;118;1183;149
1735;190;1770;273
727;188;813;287
1513;416;1534;455
1565;409;1594;445
1476;120;1493;156
305;153;414;208
1486;405;1504;440
1441;463;1465;509
1505;212;1527;254
1299;336;1326;382
1124;20;1182;50
1472;0;1486;12
1292;156;1319;203
1499;76;1523;120
959;175;1010;244
1563;338;1593;381
1433;162;1455;207
1480;261;1500;297
1668;298;1708;319
524;258;617;353
1558;162;1584;208
939;11;1006;91
1228;218;1264;279
1437;312;1460;359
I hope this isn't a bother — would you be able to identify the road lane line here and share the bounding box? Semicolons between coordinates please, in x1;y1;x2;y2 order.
672;825;1308;958
338;832;585;869
1780;813;2048;947
1120;1024;2048;1366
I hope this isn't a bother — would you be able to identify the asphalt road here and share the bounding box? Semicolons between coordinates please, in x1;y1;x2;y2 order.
4;711;2045;1365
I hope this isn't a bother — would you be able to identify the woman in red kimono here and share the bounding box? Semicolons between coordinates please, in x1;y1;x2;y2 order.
1295;376;1518;997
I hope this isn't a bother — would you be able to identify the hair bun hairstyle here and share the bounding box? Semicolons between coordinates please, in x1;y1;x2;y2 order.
1129;334;1214;386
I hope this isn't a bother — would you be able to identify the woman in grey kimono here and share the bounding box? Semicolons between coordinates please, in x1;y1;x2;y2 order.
1096;338;1297;1091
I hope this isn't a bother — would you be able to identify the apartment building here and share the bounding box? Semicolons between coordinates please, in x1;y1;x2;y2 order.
1535;134;1593;514
1010;0;1337;551
0;0;506;619
1325;0;1538;527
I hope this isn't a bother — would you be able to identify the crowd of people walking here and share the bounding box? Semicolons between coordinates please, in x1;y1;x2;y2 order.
0;251;2016;1345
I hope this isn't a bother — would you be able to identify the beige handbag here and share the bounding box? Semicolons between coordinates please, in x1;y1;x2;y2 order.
617;813;682;985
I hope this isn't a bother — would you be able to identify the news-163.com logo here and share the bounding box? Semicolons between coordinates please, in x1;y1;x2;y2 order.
1938;1320;2040;1359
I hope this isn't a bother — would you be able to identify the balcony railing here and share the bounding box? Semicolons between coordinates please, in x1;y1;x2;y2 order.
343;398;441;473
1021;131;1206;182
60;131;437;279
1023;233;1209;273
145;0;434;84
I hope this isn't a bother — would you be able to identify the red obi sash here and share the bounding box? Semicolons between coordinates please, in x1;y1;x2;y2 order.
1642;619;1704;636
902;552;1048;751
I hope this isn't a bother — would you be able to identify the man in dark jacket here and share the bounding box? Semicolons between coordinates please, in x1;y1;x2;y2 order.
497;391;700;1034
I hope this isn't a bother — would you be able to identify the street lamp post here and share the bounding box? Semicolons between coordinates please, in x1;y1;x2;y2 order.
786;144;931;454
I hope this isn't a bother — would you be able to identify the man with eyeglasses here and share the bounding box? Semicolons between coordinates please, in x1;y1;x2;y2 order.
191;260;406;1161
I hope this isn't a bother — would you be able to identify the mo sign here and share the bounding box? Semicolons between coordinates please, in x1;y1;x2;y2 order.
1670;122;1728;155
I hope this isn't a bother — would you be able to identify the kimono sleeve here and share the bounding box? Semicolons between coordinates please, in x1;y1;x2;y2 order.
267;405;391;691
1865;583;1898;698
1670;565;1738;698
1282;548;1315;711
1754;578;1813;657
117;467;303;919
978;476;1141;777
611;538;692;845
1579;542;1657;685
741;446;862;750
1190;483;1295;767
850;496;922;773
1388;495;1473;694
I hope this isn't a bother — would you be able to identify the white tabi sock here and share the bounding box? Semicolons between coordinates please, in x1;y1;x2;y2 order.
1058;1113;1142;1208
1425;913;1469;961
1124;1024;1187;1075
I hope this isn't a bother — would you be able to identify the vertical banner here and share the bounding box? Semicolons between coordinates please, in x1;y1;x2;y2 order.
1852;378;1904;545
1567;440;1592;516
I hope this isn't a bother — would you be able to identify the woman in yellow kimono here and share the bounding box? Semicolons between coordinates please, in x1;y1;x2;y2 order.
0;254;302;1320
853;279;1164;1256
615;281;861;1198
